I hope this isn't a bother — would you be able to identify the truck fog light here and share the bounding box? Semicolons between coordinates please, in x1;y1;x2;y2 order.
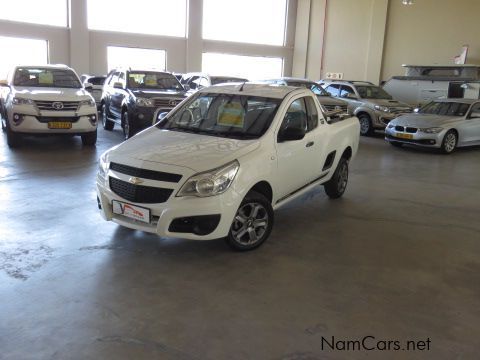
13;113;24;125
196;178;215;196
138;113;144;119
89;114;97;125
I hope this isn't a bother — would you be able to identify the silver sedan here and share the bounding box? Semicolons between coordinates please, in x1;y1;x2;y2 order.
385;99;480;154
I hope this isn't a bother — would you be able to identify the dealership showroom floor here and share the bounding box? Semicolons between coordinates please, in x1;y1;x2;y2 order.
1;128;479;359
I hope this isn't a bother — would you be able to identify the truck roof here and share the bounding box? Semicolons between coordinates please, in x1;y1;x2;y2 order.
199;83;301;99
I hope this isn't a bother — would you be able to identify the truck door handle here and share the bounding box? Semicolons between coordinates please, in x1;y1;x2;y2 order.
306;141;314;148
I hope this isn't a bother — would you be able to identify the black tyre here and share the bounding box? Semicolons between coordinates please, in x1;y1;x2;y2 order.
101;104;114;131
122;112;135;140
358;113;373;136
324;158;349;199
389;141;403;148
5;122;21;148
225;191;274;251
441;130;457;154
81;129;97;146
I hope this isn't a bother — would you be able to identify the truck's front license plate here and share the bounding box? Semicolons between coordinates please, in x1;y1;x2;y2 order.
112;200;150;223
395;132;413;139
48;121;72;129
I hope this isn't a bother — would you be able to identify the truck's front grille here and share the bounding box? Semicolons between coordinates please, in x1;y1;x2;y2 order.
109;177;173;204
35;101;80;111
153;98;184;108
36;116;79;123
110;162;182;183
323;104;348;113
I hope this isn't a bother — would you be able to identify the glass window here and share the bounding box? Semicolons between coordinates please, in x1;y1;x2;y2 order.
355;85;392;99
13;67;81;89
287;81;330;96
203;0;287;45
87;0;187;37
469;103;480;118
127;71;183;91
279;99;308;137
420;101;470;116
325;85;341;97
340;86;355;98
157;93;282;140
107;46;166;72
202;53;283;80
0;36;48;80
304;97;319;131
0;0;67;27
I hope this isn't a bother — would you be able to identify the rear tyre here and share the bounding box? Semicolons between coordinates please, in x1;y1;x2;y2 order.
122;112;135;140
389;141;403;148
324;158;349;199
5;122;21;148
225;191;274;251
81;129;97;146
358;114;373;136
441;130;457;154
101;104;114;131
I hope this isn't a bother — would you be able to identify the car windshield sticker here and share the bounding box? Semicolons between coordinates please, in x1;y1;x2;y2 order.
145;75;157;86
38;72;54;85
217;102;245;128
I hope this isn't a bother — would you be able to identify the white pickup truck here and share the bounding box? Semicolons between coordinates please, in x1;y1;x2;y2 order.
96;83;360;250
0;65;98;148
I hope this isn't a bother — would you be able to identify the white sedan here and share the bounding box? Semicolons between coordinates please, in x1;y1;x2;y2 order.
385;99;480;154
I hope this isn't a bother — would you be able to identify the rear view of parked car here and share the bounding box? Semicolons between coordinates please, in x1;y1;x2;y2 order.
100;69;188;140
0;65;98;148
182;72;248;92
82;75;106;109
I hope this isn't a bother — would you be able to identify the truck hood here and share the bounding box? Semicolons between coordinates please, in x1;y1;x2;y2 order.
391;113;461;127
131;89;187;98
110;127;260;172
367;99;411;108
11;86;93;101
317;96;347;107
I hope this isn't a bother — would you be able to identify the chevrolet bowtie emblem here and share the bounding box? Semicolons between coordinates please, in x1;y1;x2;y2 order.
128;177;143;185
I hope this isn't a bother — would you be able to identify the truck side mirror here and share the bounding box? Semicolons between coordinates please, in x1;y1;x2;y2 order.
0;79;9;87
278;127;306;142
113;82;124;89
345;93;358;100
155;111;169;125
84;82;93;90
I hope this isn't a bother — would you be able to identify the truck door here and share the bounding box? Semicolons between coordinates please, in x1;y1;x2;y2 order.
275;96;323;198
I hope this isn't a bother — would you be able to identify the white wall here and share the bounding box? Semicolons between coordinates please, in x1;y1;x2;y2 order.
0;0;296;77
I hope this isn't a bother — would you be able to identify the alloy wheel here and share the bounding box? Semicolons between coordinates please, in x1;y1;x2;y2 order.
231;202;269;246
337;161;349;193
444;132;456;153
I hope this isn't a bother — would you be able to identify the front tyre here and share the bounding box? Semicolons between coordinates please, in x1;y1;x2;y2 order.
101;104;114;131
81;129;97;146
441;130;457;154
226;191;274;251
358;114;373;136
122;112;135;140
5;122;21;148
324;158;349;199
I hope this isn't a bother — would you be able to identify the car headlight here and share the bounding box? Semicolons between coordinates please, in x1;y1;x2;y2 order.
387;123;395;129
79;99;96;107
98;151;110;178
374;105;390;112
136;97;154;107
177;160;240;197
12;97;34;105
419;127;443;134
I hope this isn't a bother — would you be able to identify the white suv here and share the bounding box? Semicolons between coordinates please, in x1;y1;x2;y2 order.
0;65;98;147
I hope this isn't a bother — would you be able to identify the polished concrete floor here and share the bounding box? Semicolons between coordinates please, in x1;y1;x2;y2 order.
0;127;479;360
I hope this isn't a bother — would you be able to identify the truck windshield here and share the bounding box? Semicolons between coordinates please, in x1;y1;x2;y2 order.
356;85;392;99
157;93;282;139
420;101;470;116
13;68;81;88
128;72;184;91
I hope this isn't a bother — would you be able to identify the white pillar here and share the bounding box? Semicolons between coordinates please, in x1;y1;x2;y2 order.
186;0;203;72
69;0;90;75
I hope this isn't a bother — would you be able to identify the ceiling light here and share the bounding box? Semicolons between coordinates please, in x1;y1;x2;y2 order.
402;0;414;4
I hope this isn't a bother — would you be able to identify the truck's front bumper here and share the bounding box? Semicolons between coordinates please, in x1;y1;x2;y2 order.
96;175;241;240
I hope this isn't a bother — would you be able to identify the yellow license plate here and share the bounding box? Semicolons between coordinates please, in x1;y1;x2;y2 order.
395;132;413;139
48;122;72;129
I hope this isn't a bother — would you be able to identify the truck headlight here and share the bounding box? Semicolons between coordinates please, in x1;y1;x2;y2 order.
79;99;96;107
98;151;110;179
136;97;154;107
374;105;390;112
12;97;34;105
177;160;239;197
419;127;443;134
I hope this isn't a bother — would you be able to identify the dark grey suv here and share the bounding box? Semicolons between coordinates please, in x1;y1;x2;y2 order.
101;69;187;139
